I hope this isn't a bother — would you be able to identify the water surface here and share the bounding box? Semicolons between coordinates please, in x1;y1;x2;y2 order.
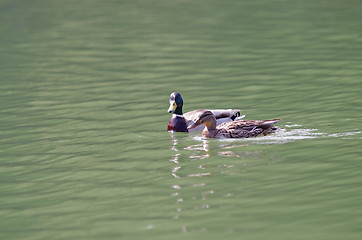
1;0;362;239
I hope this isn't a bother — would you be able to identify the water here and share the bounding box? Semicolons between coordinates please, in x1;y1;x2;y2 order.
1;0;362;239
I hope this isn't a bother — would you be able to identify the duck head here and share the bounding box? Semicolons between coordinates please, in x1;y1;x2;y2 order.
187;111;217;130
168;92;184;115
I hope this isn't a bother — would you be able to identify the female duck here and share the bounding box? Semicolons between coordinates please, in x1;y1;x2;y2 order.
187;110;281;138
167;92;244;132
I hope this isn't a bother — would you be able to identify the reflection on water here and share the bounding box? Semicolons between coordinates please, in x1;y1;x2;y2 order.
169;133;212;229
168;131;279;231
168;125;362;233
169;122;361;180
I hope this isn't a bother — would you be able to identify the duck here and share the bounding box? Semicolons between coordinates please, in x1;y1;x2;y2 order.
187;110;281;138
167;92;245;132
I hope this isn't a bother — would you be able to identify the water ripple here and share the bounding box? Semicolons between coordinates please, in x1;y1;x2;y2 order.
191;124;361;145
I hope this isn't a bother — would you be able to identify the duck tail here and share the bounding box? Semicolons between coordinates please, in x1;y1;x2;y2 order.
260;119;282;129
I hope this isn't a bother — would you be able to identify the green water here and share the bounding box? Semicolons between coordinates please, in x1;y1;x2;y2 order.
1;0;362;239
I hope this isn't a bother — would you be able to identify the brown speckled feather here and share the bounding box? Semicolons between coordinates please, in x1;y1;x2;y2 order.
204;119;281;138
218;119;281;130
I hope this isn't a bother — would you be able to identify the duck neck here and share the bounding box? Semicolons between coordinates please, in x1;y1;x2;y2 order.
205;118;217;130
202;117;217;138
202;128;218;138
174;105;183;115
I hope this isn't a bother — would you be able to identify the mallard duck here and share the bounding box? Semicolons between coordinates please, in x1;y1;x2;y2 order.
167;92;245;132
187;110;281;138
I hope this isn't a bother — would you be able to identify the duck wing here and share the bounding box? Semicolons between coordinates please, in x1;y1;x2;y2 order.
185;109;243;131
209;109;242;120
218;119;281;130
215;119;281;138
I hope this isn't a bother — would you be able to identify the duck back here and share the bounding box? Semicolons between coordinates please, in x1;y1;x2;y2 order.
211;119;281;138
